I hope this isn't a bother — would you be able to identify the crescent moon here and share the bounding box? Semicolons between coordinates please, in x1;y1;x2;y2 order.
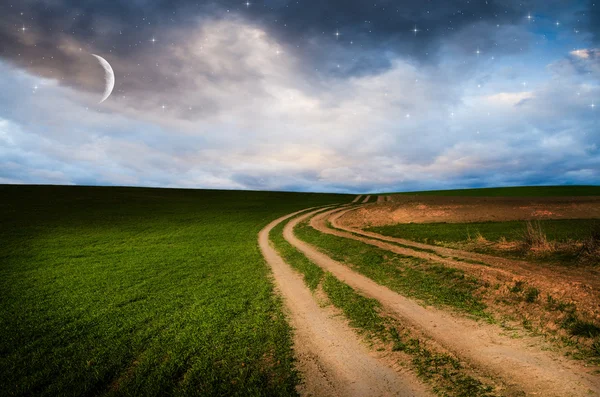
92;54;115;104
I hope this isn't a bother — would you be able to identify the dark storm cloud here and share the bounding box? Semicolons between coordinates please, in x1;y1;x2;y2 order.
590;0;600;42
1;0;591;87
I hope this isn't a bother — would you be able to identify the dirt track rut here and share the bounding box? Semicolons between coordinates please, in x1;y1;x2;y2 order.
259;209;432;397
327;207;600;311
285;208;600;397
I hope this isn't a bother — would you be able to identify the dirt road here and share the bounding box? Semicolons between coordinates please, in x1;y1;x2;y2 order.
325;206;600;315
351;195;362;203
284;208;600;397
259;209;432;397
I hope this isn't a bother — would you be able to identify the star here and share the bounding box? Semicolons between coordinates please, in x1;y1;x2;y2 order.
475;48;481;57
555;21;560;26
527;13;533;22
151;37;157;43
591;103;597;109
335;30;340;39
245;1;251;7
412;25;419;36
21;24;26;32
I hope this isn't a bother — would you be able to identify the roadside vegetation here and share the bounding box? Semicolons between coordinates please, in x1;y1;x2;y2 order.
0;185;346;396
270;214;497;397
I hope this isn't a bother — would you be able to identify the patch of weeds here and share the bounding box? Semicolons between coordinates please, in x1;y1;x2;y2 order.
509;281;525;294
579;222;600;265
546;294;577;313
520;221;552;252
524;287;539;303
592;338;600;357
570;319;600;338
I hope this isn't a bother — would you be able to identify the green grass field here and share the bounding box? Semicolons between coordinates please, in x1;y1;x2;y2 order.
369;219;598;245
368;219;599;265
386;185;600;197
0;185;348;396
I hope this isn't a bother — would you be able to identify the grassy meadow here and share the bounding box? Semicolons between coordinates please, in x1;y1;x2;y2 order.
0;185;348;396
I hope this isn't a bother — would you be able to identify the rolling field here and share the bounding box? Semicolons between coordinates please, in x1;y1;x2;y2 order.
3;184;599;397
0;185;347;396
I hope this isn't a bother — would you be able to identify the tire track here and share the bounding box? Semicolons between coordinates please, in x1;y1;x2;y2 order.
284;208;600;397
351;195;362;203
259;208;432;397
327;206;600;300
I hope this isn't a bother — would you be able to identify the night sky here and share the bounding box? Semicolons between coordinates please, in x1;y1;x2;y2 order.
0;0;598;192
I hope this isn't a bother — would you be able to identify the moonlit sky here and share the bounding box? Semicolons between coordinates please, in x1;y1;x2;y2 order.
0;1;598;193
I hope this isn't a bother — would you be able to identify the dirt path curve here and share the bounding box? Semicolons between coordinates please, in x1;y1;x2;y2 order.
362;195;371;204
285;208;600;397
351;195;363;203
259;208;432;397
328;207;600;295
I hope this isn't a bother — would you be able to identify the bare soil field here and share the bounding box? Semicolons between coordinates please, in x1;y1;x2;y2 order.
340;196;600;227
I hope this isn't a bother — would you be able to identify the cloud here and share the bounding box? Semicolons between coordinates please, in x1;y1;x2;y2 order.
0;13;598;193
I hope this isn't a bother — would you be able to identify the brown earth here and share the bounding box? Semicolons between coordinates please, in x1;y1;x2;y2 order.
341;195;600;227
287;208;600;396
259;208;432;397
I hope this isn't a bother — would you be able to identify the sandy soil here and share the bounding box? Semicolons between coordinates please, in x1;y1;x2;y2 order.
259;209;432;397
342;195;600;226
285;208;600;397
